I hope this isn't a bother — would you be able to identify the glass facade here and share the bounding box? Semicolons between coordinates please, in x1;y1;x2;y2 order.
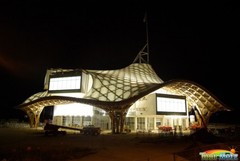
49;76;81;91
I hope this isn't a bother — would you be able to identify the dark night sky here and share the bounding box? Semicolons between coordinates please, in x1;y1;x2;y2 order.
0;1;239;121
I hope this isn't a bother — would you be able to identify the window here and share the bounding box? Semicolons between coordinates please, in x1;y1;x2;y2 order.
137;117;145;130
156;94;187;115
125;117;135;130
49;76;81;91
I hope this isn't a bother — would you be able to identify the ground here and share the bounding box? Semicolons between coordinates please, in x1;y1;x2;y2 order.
0;125;239;161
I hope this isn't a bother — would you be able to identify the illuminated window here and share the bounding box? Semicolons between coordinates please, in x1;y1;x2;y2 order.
156;94;187;115
49;76;81;91
53;103;93;116
147;117;154;130
125;117;135;130
137;117;145;130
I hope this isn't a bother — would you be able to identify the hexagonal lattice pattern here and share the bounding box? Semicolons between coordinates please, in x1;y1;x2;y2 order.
84;63;163;102
17;63;230;128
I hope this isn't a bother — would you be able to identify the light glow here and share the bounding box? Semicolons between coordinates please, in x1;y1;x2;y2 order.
49;76;81;91
53;103;93;116
157;97;186;113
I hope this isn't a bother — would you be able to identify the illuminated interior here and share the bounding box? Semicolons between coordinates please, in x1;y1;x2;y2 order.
49;76;81;91
17;63;230;131
156;97;186;113
53;103;93;116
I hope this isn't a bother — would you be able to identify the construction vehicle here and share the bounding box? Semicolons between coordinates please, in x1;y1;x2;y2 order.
44;123;81;135
81;125;101;135
43;123;101;136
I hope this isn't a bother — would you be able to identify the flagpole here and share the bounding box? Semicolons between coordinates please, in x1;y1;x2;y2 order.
145;12;149;55
144;11;149;63
133;11;150;64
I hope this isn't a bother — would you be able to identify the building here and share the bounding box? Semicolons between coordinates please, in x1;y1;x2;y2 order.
17;47;230;134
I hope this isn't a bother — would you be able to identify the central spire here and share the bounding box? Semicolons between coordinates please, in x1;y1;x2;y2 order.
133;11;149;64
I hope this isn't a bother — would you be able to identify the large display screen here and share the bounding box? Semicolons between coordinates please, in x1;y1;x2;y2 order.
156;94;187;115
49;75;81;92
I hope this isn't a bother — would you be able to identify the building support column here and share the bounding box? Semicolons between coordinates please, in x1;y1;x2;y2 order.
108;108;128;134
25;107;44;128
135;117;138;131
26;110;35;128
108;111;115;134
145;117;148;131
119;110;127;133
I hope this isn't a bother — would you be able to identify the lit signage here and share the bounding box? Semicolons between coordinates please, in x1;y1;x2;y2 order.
156;94;187;115
199;148;238;161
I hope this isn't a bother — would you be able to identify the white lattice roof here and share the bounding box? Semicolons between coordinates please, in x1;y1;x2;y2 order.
17;63;230;124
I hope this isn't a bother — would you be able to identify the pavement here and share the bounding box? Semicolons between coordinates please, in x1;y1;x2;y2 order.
0;126;193;161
